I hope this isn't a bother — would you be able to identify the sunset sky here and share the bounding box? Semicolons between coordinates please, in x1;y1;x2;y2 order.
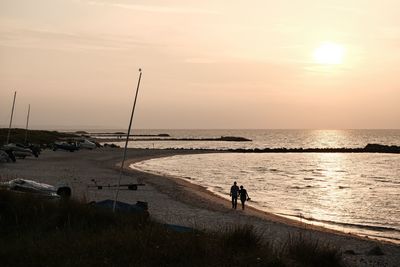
1;0;399;129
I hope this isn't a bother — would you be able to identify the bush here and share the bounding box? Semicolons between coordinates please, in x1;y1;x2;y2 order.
221;225;262;251
0;128;77;145
282;233;344;267
0;190;344;267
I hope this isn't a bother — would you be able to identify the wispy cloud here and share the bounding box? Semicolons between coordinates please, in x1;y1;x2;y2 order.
0;28;165;51
80;0;217;15
184;58;216;64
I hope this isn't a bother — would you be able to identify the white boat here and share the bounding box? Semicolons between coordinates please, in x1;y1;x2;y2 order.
0;179;71;198
2;143;34;158
78;139;96;150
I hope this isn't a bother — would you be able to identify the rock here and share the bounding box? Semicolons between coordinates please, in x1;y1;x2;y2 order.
364;143;400;153
220;136;252;141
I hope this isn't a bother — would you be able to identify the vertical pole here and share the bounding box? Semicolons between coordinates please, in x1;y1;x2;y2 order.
24;104;31;144
113;69;142;212
6;91;17;145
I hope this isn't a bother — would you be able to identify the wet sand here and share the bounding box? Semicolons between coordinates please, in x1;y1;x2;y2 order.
1;148;399;266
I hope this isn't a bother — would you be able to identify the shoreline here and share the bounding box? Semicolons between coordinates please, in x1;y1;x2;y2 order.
1;148;399;266
126;153;399;246
124;150;400;245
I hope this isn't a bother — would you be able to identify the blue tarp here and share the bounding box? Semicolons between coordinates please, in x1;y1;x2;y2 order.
94;199;148;213
164;224;195;233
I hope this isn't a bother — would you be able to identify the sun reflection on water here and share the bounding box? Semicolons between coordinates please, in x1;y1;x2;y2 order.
306;153;351;223
133;151;400;243
310;130;349;148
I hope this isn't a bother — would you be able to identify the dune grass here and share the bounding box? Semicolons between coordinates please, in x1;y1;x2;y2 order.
282;233;343;267
0;190;345;267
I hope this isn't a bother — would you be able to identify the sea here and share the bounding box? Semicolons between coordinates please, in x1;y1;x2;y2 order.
98;129;400;243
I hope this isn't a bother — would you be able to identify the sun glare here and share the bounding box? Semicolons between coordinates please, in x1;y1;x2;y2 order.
313;42;345;65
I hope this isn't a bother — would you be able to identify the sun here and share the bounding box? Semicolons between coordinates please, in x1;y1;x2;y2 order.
313;42;345;65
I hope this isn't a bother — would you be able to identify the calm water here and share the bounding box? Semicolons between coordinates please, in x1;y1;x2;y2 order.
126;130;400;243
105;129;400;150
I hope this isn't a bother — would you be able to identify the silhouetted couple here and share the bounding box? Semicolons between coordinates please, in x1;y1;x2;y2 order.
230;181;250;210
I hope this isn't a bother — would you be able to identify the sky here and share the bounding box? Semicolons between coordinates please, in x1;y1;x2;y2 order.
0;0;399;129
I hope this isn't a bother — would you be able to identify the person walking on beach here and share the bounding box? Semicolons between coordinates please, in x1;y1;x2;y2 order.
239;185;250;210
230;181;239;209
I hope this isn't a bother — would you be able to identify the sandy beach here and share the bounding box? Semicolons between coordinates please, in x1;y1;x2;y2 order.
1;148;399;266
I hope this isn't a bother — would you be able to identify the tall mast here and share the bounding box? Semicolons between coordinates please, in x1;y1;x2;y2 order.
113;69;143;212
6;91;17;145
24;104;31;144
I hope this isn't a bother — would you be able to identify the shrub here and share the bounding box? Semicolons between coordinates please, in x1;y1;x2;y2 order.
0;190;344;267
282;233;344;267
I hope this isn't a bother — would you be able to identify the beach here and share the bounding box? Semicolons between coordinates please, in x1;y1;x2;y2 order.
1;148;399;266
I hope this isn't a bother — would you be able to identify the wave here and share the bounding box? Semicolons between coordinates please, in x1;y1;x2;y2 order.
280;213;400;233
290;185;314;190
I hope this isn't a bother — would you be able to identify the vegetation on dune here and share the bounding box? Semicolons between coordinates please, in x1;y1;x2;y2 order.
282;233;344;267
0;128;77;145
0;190;345;267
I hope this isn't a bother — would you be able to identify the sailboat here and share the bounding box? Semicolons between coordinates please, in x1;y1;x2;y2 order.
1;94;40;160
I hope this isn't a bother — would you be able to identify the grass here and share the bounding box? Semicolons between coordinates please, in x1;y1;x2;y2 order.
222;224;262;251
282;233;344;267
0;190;345;267
0;128;77;145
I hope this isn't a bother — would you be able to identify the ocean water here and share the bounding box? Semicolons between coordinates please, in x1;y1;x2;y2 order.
126;130;400;243
105;129;400;150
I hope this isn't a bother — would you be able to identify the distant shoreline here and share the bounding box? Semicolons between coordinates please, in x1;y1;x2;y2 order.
112;143;400;154
2;129;399;154
96;136;252;142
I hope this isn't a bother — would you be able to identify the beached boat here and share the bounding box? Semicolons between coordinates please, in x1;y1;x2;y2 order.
52;141;79;152
94;199;148;211
92;199;149;217
2;143;37;159
0;178;71;198
77;139;96;149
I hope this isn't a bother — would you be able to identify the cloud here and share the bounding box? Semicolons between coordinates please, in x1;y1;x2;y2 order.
184;58;216;64
80;0;217;15
0;28;165;51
